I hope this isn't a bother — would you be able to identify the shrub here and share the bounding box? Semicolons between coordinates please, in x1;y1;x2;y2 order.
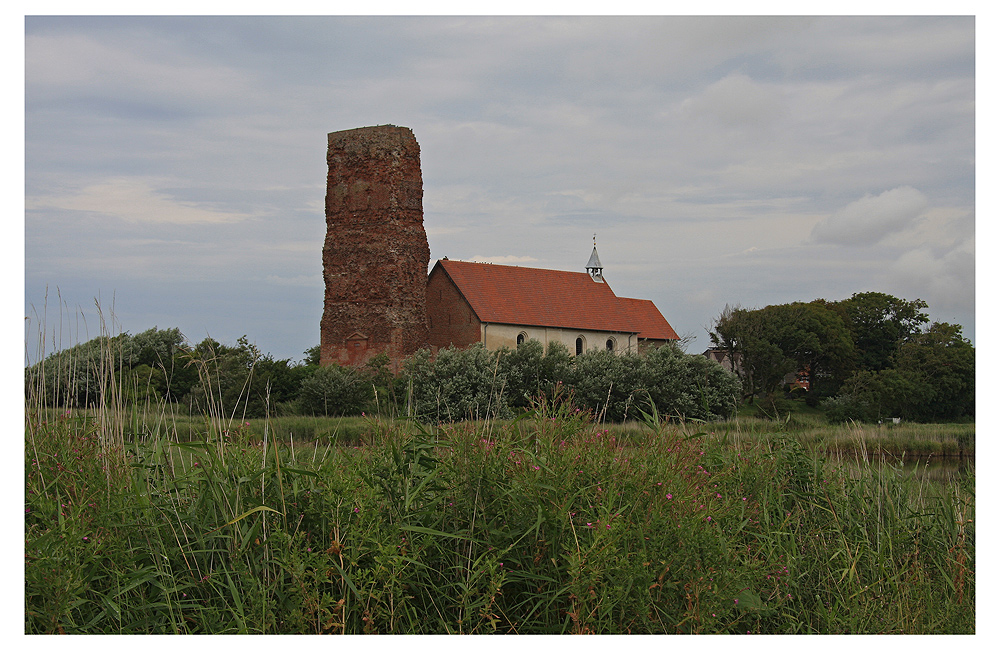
822;393;875;424
297;364;372;416
566;349;643;422
404;345;511;422
640;344;741;421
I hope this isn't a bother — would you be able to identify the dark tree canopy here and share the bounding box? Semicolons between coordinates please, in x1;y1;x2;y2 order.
708;292;971;421
839;292;929;372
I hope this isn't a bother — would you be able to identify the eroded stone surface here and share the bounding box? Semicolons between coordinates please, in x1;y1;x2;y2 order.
320;125;430;371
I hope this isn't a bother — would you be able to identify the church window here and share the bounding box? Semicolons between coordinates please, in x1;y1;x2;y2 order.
606;337;616;351
576;337;585;355
517;332;527;346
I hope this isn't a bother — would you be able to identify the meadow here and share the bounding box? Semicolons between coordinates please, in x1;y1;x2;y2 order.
25;395;974;634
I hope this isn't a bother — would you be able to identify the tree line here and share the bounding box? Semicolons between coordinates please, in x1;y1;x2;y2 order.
709;291;974;422
24;330;740;423
25;290;973;424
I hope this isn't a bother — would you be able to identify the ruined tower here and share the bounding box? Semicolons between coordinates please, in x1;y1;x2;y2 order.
320;125;430;371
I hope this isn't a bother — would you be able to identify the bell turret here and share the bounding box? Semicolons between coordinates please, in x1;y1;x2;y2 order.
586;235;603;281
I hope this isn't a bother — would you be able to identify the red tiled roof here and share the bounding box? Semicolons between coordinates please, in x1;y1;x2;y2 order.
616;297;680;341
433;259;678;341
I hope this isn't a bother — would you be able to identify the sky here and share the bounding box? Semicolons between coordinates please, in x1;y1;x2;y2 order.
22;14;977;365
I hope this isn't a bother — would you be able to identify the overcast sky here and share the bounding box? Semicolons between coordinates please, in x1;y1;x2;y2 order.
23;15;976;365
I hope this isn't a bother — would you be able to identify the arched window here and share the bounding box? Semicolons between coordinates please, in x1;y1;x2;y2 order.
606;337;616;351
517;332;527;346
575;337;585;356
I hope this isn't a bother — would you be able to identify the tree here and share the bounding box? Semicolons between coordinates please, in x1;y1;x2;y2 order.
839;292;929;372
892;322;974;421
711;300;856;404
404;345;511;422
826;322;974;423
710;305;795;401
763;301;855;403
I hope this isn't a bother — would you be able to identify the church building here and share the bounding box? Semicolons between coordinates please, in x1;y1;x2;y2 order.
426;245;679;356
321;125;679;370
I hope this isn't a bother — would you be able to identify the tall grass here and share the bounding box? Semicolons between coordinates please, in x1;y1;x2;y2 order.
24;307;974;633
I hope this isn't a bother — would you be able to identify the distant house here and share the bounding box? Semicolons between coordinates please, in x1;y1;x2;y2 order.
426;249;678;355
703;347;740;373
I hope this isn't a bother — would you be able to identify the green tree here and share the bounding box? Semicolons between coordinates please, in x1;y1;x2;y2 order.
893;322;974;421
404;345;511;422
501;339;574;410
763;301;856;404
826;322;974;423
839;292;929;372
710;305;795;401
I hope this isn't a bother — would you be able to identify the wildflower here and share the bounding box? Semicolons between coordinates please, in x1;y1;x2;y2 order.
666;494;673;500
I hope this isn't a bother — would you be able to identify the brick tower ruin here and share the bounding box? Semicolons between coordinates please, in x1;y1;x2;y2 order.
320;125;430;371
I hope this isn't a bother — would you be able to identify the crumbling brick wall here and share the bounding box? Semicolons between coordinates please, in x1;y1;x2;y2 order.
320;125;430;372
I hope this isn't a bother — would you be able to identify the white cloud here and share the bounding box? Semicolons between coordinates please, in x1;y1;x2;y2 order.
27;178;253;225
811;186;929;246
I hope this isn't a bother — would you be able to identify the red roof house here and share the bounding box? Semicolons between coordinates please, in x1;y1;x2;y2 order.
426;255;678;355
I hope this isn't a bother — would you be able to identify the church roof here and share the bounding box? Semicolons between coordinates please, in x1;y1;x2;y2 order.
431;259;679;341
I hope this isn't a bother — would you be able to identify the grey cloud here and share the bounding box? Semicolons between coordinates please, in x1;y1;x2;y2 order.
23;16;975;362
811;186;930;246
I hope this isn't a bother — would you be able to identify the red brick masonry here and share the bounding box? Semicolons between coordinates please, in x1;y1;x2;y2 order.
320;125;430;372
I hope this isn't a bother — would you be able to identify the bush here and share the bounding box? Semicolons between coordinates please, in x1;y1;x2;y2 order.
566;349;643;421
298;364;372;416
405;345;511;422
404;343;742;424
641;344;741;421
822;393;875;424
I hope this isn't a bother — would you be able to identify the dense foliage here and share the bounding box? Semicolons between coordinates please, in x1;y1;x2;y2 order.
27;333;738;424
709;292;974;422
27;288;974;426
404;340;740;423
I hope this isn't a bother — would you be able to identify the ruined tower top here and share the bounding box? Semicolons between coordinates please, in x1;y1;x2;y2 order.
320;125;430;372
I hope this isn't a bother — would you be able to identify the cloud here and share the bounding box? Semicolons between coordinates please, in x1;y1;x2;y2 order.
888;237;974;312
680;74;784;130
27;177;253;225
811;186;929;246
469;255;539;265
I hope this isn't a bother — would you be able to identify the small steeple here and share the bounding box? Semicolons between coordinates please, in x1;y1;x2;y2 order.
586;234;603;281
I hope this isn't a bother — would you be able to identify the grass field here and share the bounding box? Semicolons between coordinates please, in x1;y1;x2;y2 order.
25;397;974;634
